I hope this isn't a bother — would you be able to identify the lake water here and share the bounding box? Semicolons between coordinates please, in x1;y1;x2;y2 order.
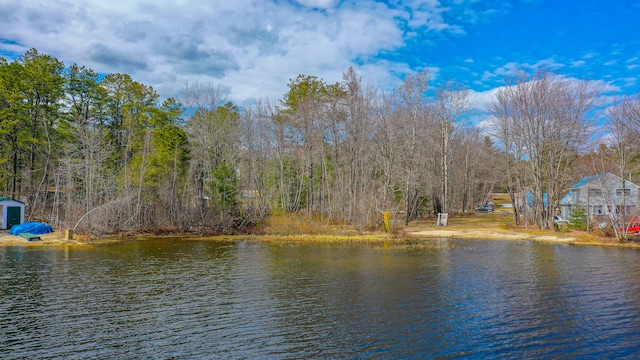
1;238;640;359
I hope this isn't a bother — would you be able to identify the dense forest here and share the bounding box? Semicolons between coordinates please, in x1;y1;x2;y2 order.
1;49;639;236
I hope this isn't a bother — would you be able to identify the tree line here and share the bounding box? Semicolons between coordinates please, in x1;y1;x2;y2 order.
1;49;639;235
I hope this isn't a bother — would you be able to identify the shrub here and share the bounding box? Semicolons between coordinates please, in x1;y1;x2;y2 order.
569;205;587;231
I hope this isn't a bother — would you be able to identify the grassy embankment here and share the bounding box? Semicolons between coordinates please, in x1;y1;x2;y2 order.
2;194;637;247
262;193;638;247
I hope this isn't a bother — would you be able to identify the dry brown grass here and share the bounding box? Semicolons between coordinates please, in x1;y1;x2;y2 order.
264;213;358;236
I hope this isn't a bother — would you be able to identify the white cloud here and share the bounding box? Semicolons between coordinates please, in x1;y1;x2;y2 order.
493;61;520;76
466;75;620;137
481;58;566;83
531;58;565;70
468;87;499;111
468;75;618;115
481;70;495;81
295;0;339;9
2;0;486;102
622;77;637;88
5;0;629;107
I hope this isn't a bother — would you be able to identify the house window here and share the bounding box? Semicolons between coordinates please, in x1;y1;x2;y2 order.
617;205;637;215
616;188;631;196
588;188;602;197
589;205;604;216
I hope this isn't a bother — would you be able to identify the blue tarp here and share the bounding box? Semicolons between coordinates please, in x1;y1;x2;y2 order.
526;192;548;207
9;222;54;235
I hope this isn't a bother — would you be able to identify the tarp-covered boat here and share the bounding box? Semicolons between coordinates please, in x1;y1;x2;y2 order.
9;222;54;235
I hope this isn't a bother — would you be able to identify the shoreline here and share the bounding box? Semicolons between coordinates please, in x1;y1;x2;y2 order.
407;229;576;242
405;229;638;248
1;227;638;249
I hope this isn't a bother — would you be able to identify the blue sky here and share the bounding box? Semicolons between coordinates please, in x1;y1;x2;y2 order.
1;0;639;109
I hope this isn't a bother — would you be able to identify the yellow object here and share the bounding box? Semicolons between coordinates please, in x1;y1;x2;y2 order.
383;211;391;232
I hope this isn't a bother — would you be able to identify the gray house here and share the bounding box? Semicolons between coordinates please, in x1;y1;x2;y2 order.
559;173;639;220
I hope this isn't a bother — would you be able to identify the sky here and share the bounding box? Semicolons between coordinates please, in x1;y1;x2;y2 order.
1;0;639;110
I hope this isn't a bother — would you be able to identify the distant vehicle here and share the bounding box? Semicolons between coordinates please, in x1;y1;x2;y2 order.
554;216;569;225
474;205;494;213
620;215;640;234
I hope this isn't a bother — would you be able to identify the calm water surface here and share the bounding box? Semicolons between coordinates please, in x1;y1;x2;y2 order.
1;238;640;359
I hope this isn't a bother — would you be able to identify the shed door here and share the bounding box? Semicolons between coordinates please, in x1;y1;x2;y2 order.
7;206;21;229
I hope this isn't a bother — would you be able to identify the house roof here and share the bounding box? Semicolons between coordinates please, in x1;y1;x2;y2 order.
0;197;25;204
559;190;573;205
571;174;605;189
570;172;639;189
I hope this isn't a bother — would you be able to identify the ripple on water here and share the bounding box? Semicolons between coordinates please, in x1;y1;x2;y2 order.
1;239;640;358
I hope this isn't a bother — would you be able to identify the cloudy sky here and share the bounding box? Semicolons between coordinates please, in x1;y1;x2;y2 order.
1;0;639;107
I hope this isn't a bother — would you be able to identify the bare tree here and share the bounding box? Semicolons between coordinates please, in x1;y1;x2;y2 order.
489;70;603;229
370;92;403;220
239;99;278;223
430;81;471;216
451;130;499;213
394;70;431;224
338;67;379;231
605;95;640;240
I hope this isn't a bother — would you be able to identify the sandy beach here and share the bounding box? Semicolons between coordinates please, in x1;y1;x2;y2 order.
0;231;76;246
406;228;577;243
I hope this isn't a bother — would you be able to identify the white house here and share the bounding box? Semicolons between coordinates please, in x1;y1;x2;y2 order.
0;197;25;230
559;173;639;220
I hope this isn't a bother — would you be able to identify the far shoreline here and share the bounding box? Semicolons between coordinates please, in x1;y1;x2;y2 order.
1;224;639;249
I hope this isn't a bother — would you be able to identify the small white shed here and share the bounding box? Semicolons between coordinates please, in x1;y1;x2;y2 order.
0;197;25;230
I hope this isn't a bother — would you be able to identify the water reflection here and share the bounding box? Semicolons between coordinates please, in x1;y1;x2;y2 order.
1;239;640;358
